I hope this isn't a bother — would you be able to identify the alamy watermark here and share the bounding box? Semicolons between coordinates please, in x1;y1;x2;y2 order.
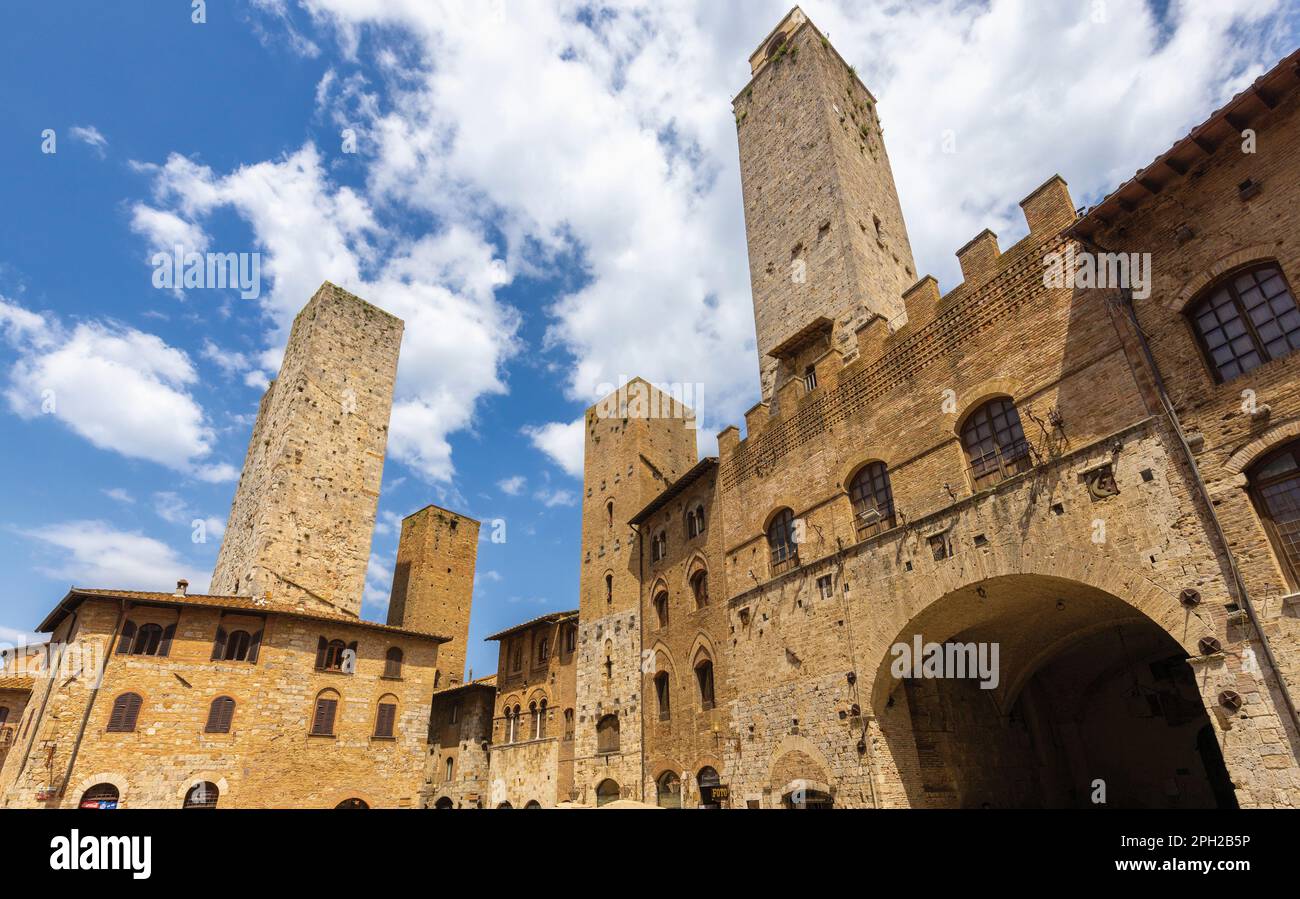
151;244;262;299
890;636;1000;690
592;377;703;429
1043;243;1151;300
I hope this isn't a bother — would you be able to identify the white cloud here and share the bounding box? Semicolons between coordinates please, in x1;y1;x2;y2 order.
524;418;584;479
497;475;526;495
129;205;209;259
363;551;393;612
69;124;108;158
132;148;521;484
534;486;578;508
150;491;225;540
0;297;235;480
22;519;210;593
102;487;134;504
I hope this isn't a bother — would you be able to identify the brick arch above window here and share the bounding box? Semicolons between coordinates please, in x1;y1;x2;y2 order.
950;378;1029;437
1226;420;1300;475
1170;245;1280;312
837;452;895;493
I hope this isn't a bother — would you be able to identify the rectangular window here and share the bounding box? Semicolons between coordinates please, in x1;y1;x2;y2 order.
816;574;834;600
374;703;397;739
803;365;818;392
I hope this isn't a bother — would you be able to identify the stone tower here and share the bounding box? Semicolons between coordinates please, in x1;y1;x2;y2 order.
211;282;403;618
574;379;697;804
387;504;479;688
733;6;917;403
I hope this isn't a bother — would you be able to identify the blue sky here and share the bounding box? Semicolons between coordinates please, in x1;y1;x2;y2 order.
1;0;1296;679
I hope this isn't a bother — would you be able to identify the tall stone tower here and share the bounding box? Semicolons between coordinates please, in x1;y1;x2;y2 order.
211;282;403;618
574;379;697;804
387;504;479;688
733;6;917;403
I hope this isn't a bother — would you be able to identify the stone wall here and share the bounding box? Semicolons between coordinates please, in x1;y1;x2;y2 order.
211;282;403;618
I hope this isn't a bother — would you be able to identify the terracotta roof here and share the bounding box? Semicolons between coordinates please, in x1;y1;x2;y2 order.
0;676;34;692
37;588;450;643
432;674;498;697
1070;48;1300;240
628;457;719;526
484;610;578;642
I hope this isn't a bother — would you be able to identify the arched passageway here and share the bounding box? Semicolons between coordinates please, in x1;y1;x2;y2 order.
871;574;1236;809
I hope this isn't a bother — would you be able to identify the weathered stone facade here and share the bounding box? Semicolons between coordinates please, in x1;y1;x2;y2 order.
210;281;402;619
387;504;480;689
424;677;496;809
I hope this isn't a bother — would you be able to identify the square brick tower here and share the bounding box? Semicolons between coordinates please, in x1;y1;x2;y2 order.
574;379;697;804
211;282;403;618
733;6;917;403
386;504;479;688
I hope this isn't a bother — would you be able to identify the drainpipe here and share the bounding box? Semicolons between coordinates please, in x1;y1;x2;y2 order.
1082;233;1300;737
58;598;129;802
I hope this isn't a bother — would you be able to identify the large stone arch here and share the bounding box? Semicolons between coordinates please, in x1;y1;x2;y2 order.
767;735;834;800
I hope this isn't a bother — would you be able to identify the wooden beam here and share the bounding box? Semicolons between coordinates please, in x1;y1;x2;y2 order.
1163;157;1189;176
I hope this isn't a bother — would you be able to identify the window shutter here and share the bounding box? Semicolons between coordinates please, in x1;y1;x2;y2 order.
206;697;234;733
210;627;227;661
375;703;396;738
109;693;141;732
315;637;327;669
159;624;176;657
247;629;262;664
116;621;136;655
313;697;336;735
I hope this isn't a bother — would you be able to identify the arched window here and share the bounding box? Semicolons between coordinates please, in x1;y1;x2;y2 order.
563;708;575;741
335;798;368;809
538;699;548;738
686;508;699;539
444;757;454;782
524;800;542;809
384;647;403;678
695;656;715;711
1247;441;1300;587
767;508;799;575
434;796;454;809
961;397;1031;489
212;627;260;663
607;500;614;528
528;701;539;739
78;783;119;809
537;635;550;662
183;782;219;809
698;766;723;808
0;706;9;726
691;570;709;608
656;771;682;809
374;695;398;738
311;689;340;736
510;641;523;672
695;505;706;535
654;671;671;721
596;714;620;754
849;462;896;540
118;622;173;657
107;692;142;732
605;573;614;604
316;638;355;672
654;591;669;628
205;696;235;734
1188;262;1300;382
595;779;620;807
652;531;667;563
564;625;577;654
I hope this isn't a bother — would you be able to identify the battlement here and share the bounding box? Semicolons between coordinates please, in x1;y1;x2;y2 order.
717;175;1078;484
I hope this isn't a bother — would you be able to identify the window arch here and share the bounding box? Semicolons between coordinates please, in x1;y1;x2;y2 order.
316;638;355;673
767;508;799;575
205;696;235;734
183;781;219;809
596;714;620;754
595;778;620;807
311;689;340;736
374;695;398;738
117;621;174;657
107;692;142;732
654;671;671;720
444;757;454;782
537;634;550;663
960;397;1031;489
654;591;669;628
698;766;723;808
1188;262;1300;382
694;655;715;711
849;462;896;540
384;647;403;678
563;708;575;741
690;570;709;608
1247;440;1300;588
79;783;120;809
656;771;682;809
651;531;667;563
607;500;614;528
605;573;614;604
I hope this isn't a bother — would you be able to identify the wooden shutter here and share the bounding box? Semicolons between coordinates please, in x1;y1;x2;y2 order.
159;623;176;657
210;627;227;661
116;621;136;655
312;697;337;735
375;703;396;738
108;693;141;732
315;636;327;670
205;697;235;733
247;629;262;664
